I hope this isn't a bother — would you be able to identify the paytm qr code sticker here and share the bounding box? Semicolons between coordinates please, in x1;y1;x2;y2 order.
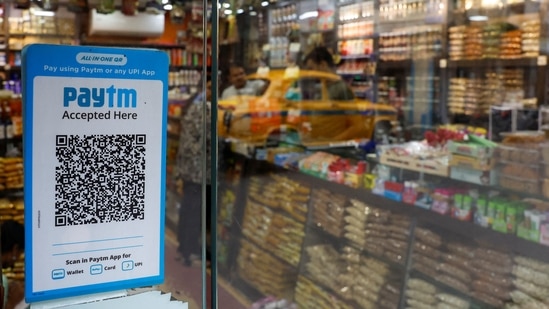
55;134;146;226
23;44;168;302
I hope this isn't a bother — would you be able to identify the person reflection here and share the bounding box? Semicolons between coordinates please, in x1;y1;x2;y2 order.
221;63;266;99
176;75;212;267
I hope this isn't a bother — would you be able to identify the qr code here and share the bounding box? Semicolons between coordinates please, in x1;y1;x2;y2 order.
55;134;146;226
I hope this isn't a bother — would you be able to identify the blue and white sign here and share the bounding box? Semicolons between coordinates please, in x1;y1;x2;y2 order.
23;44;168;302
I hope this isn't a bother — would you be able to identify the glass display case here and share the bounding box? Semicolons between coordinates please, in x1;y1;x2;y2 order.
210;0;549;307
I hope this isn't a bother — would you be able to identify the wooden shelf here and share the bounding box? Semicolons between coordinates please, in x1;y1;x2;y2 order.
447;57;541;68
377;58;441;69
9;33;75;38
338;34;377;40
260;160;549;263
340;54;373;60
337;17;375;24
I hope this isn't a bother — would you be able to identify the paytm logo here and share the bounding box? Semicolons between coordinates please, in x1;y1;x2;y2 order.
63;86;137;108
76;52;127;65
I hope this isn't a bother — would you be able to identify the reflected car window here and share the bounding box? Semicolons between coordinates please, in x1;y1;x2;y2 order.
327;79;355;101
285;78;323;101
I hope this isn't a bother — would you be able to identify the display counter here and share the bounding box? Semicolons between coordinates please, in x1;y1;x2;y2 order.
218;136;549;309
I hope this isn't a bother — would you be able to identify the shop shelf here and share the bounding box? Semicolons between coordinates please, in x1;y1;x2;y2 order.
337;33;377;40
337;17;375;24
452;0;541;17
257;160;549;263
307;223;408;271
410;270;500;309
300;272;359;308
340;54;373;60
378;14;430;25
9;33;75;38
0;188;23;197
447;58;539;69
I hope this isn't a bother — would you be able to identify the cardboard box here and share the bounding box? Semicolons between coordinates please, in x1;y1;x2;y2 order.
450;153;494;171
448;140;495;159
380;152;449;177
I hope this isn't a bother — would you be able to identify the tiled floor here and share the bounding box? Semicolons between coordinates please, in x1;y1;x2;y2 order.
160;229;249;309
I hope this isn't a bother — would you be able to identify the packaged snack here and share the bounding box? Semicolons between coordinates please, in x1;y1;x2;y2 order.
438;262;472;284
474;248;513;266
446;242;474;259
414;253;439;268
407;278;437;294
441;253;471;269
514;264;549;287
415;241;442;259
407;298;433;309
364;258;390;275
358;267;387;286
514;278;549;299
472;280;511;300
378;299;398;309
413;262;440;279
436;274;470;294
515;255;549;275
510;289;536;304
474;268;514;288
472;291;504;308
352;285;378;305
383;250;405;265
436;303;464;309
474;197;490;227
343;224;364;237
436;293;469;309
405;289;437;305
473;257;513;275
415;227;442;248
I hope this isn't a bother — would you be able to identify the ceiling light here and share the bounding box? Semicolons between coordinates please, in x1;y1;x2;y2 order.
224;9;232;14
161;0;169;4
32;10;55;16
250;11;257;16
223;3;230;8
237;8;244;13
163;4;173;10
299;11;318;20
261;1;268;6
469;15;488;21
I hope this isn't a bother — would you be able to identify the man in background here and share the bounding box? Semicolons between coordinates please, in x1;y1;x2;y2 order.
221;64;266;99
